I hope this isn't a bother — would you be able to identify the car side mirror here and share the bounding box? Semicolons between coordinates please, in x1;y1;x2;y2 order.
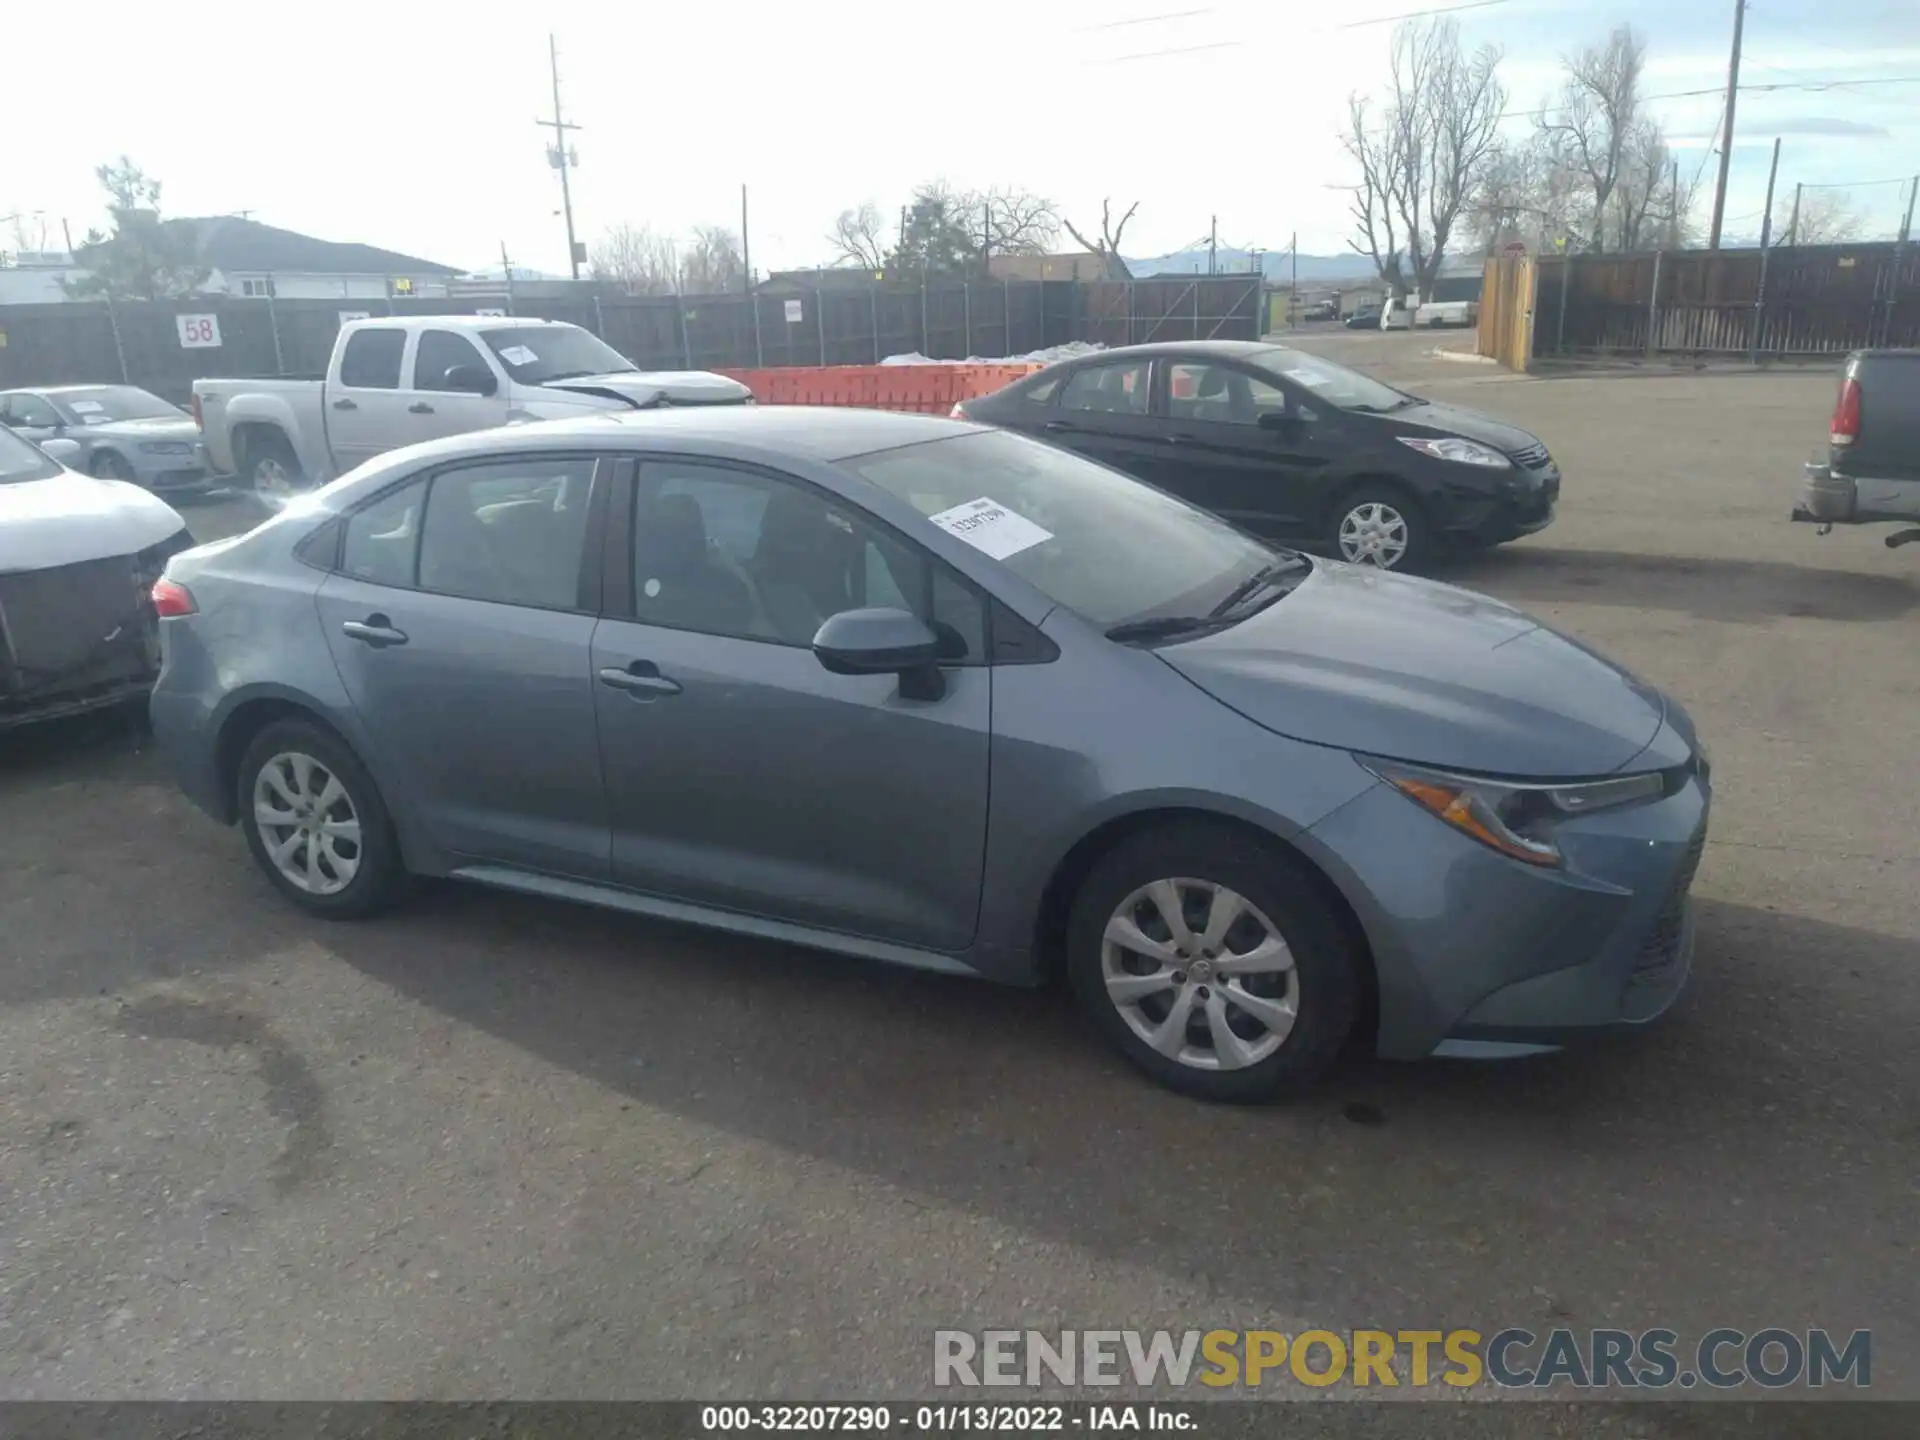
813;607;946;700
443;364;497;396
39;437;83;464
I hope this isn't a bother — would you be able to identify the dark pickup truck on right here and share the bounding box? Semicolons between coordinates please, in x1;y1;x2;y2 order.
1794;349;1920;549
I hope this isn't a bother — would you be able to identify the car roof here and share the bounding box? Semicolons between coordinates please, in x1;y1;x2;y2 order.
1054;339;1284;362
347;314;567;332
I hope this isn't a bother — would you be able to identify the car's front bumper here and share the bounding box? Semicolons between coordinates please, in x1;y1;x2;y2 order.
1304;754;1710;1060
132;450;215;495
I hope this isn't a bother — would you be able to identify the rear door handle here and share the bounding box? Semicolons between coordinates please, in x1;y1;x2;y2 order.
341;615;408;647
1042;420;1075;433
598;661;682;698
408;402;434;414
332;397;358;411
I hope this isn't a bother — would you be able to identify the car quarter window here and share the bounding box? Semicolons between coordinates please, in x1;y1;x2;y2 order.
631;460;984;660
416;457;597;610
1018;373;1062;405
338;329;406;389
1165;361;1293;425
1057;360;1150;416
413;330;490;392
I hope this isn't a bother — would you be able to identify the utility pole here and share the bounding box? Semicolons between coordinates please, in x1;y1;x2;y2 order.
1901;175;1919;245
536;33;584;279
1758;137;1782;248
1208;216;1217;276
1786;183;1803;246
1669;158;1682;248
500;241;517;315
740;184;753;292
1707;0;1746;250
1291;232;1298;322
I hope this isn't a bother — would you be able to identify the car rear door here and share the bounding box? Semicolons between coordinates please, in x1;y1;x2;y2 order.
1143;358;1337;536
588;455;992;953
400;328;512;443
313;451;611;877
325;328;413;470
1036;358;1167;483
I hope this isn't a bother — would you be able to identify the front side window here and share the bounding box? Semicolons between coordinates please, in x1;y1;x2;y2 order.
481;326;636;385
1251;348;1411;413
632;461;983;657
1165;362;1291;425
414;330;490;392
1057;360;1150;416
417;458;596;610
5;393;66;428
338;329;407;389
849;428;1288;628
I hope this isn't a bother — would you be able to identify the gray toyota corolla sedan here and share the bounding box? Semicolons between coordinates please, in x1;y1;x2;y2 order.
149;407;1710;1102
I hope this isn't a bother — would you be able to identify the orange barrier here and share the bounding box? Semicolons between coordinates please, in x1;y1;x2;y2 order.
717;364;1042;414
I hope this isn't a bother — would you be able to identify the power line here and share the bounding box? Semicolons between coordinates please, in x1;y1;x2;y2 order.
1797;176;1917;190
1112;38;1239;61
1089;7;1212;28
1339;0;1510;26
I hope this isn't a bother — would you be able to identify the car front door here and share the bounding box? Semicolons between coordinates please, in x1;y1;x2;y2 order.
590;456;992;953
1;392;66;447
1039;358;1166;483
313;452;611;877
401;328;511;442
1147;358;1338;537
326;327;413;470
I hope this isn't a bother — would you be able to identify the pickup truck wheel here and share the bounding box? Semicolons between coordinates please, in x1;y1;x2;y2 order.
242;430;304;501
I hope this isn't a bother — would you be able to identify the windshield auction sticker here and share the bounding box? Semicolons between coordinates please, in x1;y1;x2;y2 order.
929;497;1053;561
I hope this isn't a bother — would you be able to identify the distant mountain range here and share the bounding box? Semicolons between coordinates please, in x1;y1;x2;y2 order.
1128;247;1381;283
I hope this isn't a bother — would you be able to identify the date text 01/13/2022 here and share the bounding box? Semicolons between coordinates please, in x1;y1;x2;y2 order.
698;1403;1196;1432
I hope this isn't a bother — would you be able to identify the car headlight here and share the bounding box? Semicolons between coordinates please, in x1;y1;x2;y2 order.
1360;757;1666;867
139;440;195;455
1396;436;1511;469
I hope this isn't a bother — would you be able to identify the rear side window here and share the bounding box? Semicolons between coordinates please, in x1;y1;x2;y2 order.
338;330;406;389
340;476;427;586
417;457;596;610
1058;361;1149;416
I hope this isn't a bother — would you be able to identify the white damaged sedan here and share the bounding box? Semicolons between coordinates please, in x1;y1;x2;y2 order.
0;424;192;729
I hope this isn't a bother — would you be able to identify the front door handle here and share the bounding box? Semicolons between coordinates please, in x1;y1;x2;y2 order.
1165;432;1197;444
1042;420;1075;433
332;397;358;411
598;661;682;698
408;402;434;414
341;615;408;647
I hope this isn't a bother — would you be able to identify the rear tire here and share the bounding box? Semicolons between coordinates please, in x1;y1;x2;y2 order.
237;720;407;919
1066;822;1360;1103
240;428;305;501
1328;483;1429;571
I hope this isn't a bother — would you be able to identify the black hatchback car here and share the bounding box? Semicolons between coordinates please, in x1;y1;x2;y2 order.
955;340;1559;570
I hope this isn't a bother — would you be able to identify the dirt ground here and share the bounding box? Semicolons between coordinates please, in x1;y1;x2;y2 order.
2;334;1915;1429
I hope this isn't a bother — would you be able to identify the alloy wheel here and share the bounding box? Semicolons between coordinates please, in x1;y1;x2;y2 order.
1100;878;1299;1071
1337;501;1410;568
252;751;362;896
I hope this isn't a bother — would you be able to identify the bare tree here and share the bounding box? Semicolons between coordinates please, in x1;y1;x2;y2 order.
589;223;680;295
1342;18;1505;296
827;201;889;270
1793;191;1866;244
681;224;746;292
1539;25;1648;252
7;212;50;255
1063;198;1139;279
1604;119;1700;251
978;187;1060;258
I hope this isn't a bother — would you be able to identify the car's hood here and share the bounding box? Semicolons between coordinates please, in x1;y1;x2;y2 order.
0;469;187;572
1159;562;1665;777
541;370;753;408
1379;399;1544;458
81;415;198;442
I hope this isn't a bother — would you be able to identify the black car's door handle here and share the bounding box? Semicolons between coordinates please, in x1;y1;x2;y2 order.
341;615;407;647
408;402;434;414
332;397;358;411
1042;420;1075;433
598;661;683;698
1164;432;1197;444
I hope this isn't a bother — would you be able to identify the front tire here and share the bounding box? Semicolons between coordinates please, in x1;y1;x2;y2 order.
90;451;135;482
1066;823;1360;1103
1329;484;1428;571
238;720;406;918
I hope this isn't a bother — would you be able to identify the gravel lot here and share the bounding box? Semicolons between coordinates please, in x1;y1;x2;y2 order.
3;333;1915;1427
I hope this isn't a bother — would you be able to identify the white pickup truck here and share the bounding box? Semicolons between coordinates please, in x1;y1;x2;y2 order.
193;315;752;495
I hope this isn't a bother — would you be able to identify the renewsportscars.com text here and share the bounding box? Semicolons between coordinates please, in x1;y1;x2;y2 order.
933;1328;1871;1390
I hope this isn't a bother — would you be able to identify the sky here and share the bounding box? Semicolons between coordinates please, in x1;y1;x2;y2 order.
2;0;1915;277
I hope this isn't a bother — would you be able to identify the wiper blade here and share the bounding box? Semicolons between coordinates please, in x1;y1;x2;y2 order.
1207;557;1311;618
1104;615;1224;643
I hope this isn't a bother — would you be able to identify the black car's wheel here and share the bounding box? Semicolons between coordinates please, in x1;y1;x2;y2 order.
1066;822;1360;1103
1329;484;1429;571
237;720;407;918
240;428;305;501
90;451;135;481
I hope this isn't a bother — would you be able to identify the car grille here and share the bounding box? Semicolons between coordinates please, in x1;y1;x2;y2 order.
1509;440;1552;469
1629;825;1708;986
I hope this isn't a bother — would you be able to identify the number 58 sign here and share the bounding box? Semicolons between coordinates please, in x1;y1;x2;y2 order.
176;314;223;348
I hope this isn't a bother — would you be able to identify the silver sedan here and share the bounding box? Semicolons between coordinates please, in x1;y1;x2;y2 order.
0;384;211;495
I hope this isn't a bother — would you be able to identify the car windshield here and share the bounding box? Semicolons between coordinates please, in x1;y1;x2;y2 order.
1251;348;1411;413
480;326;638;384
848;428;1301;629
55;386;185;422
0;424;64;485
